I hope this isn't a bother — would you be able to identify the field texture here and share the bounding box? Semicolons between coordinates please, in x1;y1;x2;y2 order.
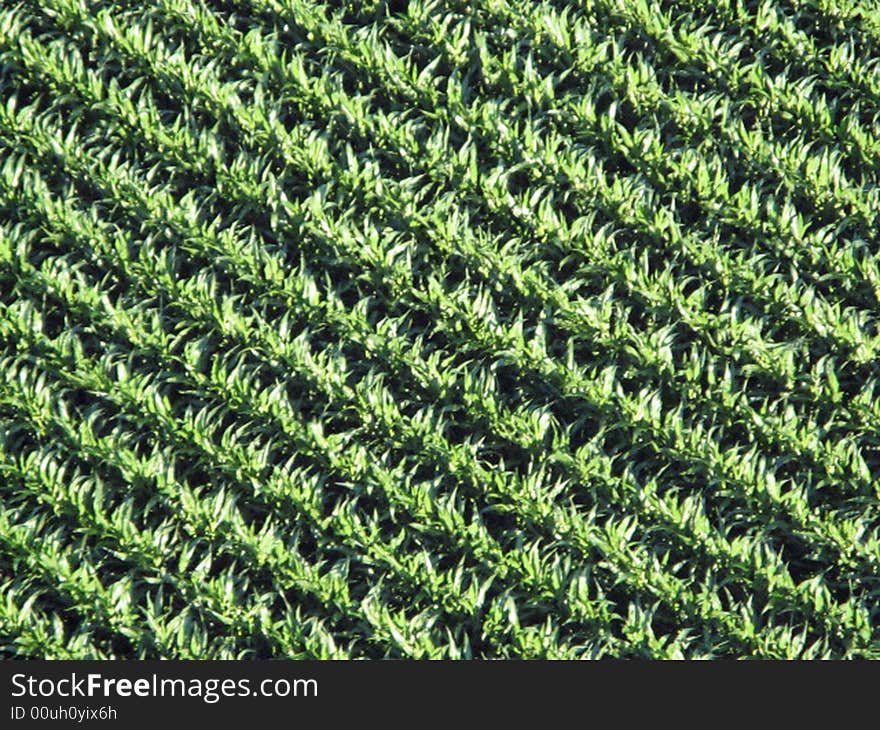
1;0;880;659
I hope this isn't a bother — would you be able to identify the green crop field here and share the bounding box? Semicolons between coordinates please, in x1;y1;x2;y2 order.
1;0;879;659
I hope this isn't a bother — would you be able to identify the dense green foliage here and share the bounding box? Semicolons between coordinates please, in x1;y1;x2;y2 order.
1;0;879;658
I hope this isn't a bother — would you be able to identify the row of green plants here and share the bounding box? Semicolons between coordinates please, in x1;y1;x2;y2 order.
1;0;878;657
